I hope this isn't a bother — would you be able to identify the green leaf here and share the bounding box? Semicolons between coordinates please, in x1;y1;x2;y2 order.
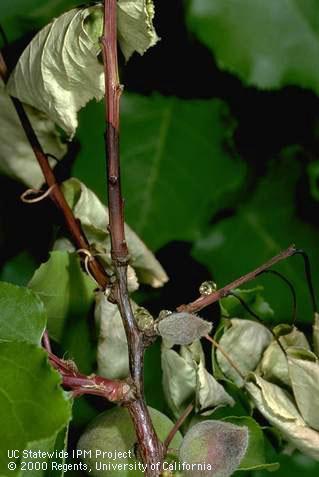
246;374;319;460
187;0;319;95
0;281;46;345
0;341;71;477
73;94;246;250
121;94;246;249
220;286;274;320
308;161;319;201
222;416;279;471
0;80;66;188
216;319;272;387
288;348;319;431
60;177;168;288
253;453;319;477
0;252;37;287
19;426;69;477
193;156;319;321
28;251;95;343
0;1;84;42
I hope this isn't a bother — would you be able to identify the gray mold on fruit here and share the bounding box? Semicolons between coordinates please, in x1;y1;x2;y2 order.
179;420;249;477
158;312;212;345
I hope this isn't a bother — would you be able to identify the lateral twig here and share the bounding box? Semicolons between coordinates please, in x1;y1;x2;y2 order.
101;1;163;475
163;403;194;453
0;50;125;401
205;335;245;380
177;245;296;313
0;51;108;288
48;353;133;402
261;269;297;324
229;291;287;356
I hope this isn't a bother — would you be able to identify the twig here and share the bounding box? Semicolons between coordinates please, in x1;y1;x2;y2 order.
260;269;297;324
0;50;8;80
163;403;194;453
177;245;296;313
205;335;245;380
42;330;52;353
48;353;133;401
0;51;108;289
101;2;163;474
229;291;287;356
0;50;127;403
295;249;318;313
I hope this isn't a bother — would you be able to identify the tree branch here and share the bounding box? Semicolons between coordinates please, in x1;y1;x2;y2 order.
177;244;296;313
0;51;108;289
163;403;194;453
48;352;133;402
101;2;163;474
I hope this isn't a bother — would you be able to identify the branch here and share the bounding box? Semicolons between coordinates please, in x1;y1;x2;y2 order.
163;403;194;453
177;244;296;313
48;353;133;402
101;2;163;474
0;51;108;289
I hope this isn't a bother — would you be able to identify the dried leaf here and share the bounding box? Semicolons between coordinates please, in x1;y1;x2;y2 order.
216;319;272;387
288;348;319;431
118;0;159;60
6;2;158;137
95;291;131;379
7;6;104;138
313;312;319;357
28;251;95;342
0;79;66;188
162;340;234;417
197;360;234;414
259;325;310;387
60;178;168;288
246;374;319;460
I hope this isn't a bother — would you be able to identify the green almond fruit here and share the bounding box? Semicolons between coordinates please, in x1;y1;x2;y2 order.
77;406;182;477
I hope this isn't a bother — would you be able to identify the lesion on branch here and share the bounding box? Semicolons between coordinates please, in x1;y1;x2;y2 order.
49;352;134;402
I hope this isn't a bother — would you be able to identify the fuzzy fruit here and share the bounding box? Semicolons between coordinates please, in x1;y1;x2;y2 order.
77;406;182;477
179;420;249;477
158;312;212;345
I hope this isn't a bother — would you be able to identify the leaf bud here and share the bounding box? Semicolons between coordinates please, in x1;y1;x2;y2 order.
134;306;154;331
